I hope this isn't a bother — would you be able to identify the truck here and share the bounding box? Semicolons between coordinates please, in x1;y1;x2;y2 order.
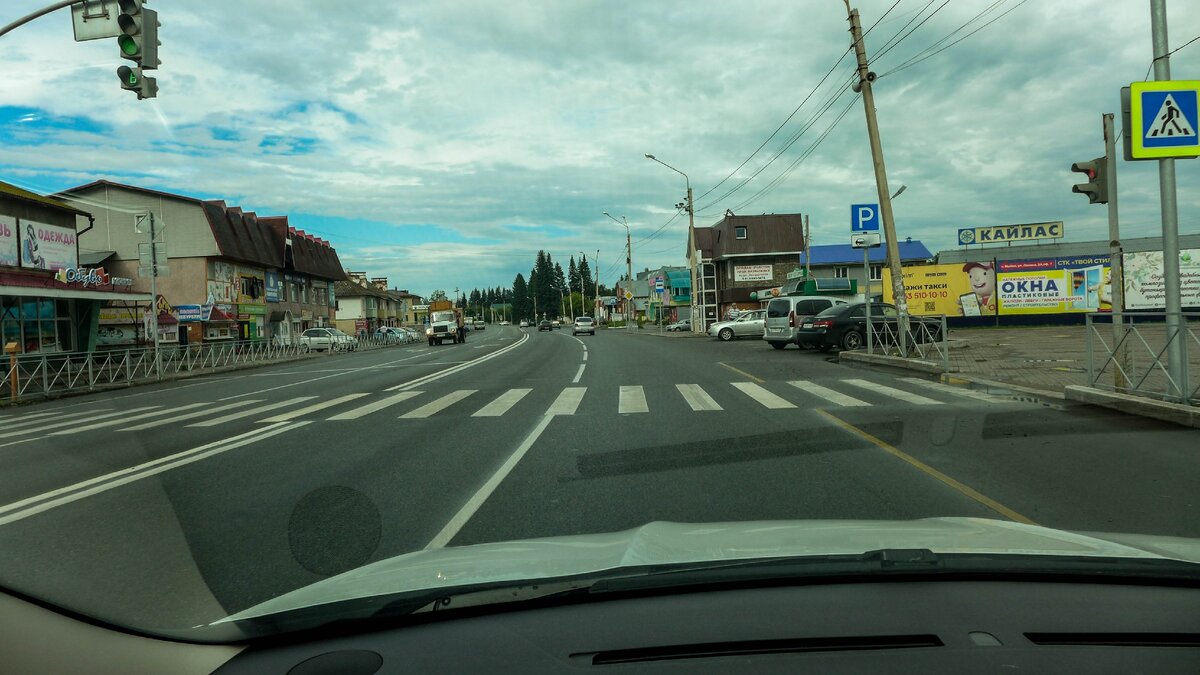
425;300;466;345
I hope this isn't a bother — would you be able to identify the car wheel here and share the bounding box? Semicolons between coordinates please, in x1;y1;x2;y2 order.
718;327;734;341
841;330;864;351
770;341;786;350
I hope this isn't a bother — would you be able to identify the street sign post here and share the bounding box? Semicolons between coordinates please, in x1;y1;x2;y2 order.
850;203;880;232
851;233;882;354
1130;80;1200;160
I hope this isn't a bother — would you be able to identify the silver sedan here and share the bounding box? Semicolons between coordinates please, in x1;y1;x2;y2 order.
707;310;767;341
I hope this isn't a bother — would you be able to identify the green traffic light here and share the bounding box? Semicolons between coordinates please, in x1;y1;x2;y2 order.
117;66;139;87
118;34;140;57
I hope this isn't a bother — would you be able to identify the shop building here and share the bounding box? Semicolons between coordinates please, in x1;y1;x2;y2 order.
260;217;343;342
798;239;934;302
334;273;400;337
1;181;151;354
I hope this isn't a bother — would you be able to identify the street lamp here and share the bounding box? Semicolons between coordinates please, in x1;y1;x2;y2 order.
603;211;634;330
891;184;907;200
645;153;698;331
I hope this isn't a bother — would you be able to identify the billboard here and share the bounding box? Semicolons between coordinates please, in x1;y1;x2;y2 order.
1123;248;1200;310
957;221;1064;246
884;262;997;316
733;264;773;282
0;216;16;267
19;220;78;271
997;256;1111;314
265;271;282;302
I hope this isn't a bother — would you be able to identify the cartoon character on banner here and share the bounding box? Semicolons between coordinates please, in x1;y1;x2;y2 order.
958;261;997;316
1089;269;1113;311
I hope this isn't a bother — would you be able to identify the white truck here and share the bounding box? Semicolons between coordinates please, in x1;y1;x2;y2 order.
425;302;465;345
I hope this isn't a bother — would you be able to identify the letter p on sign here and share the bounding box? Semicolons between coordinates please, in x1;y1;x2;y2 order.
851;203;880;232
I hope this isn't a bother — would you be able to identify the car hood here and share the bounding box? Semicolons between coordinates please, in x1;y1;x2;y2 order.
215;518;1200;624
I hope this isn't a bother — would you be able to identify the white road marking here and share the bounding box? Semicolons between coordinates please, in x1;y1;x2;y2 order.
0;408;69;424
572;364;586;383
472;389;532;417
731;382;796;409
546;387;586;416
676;384;723;411
327;392;422;420
899;377;1007;402
221;351;435;401
841;378;944;405
49;404;208;436
0;408;114;438
425;414;555;549
188;397;316;427
387;333;529;391
400;390;476;419
787;380;869;407
618;385;649;414
260;393;369;422
0;422;306;527
121;401;263;431
582;351;588;361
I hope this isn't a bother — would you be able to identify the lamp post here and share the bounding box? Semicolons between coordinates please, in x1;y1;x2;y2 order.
603;212;634;330
645;153;697;332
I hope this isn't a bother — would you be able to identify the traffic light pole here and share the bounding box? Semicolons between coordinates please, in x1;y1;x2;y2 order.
0;0;75;39
846;2;908;356
1150;0;1188;402
1102;113;1128;391
147;212;162;380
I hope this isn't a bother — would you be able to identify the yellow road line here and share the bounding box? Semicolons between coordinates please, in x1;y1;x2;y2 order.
815;409;1036;525
718;362;764;384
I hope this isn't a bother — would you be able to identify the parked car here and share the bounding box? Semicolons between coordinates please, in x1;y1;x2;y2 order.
572;316;595;336
519;320;529;328
707;309;767;341
795;302;943;352
666;318;691;332
374;327;403;344
538;320;553;332
327;328;358;351
474;320;486;330
763;296;850;350
298;328;336;352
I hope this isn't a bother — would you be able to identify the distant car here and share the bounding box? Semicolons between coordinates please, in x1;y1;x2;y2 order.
374;327;404;344
763;296;849;350
298;328;336;352
519;320;529;328
499;320;511;325
795;301;943;352
551;319;561;329
572;316;595;336
538;320;552;332
707;309;767;341
474;320;486;330
666;319;691;332
328;328;358;351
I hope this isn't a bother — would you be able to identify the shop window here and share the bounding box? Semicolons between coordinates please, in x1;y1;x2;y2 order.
870;264;883;281
834;266;849;279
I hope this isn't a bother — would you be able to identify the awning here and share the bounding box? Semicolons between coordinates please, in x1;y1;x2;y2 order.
206;307;238;323
0;285;153;302
156;312;179;325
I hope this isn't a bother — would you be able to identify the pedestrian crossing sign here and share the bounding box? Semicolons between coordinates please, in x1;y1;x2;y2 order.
1130;80;1200;159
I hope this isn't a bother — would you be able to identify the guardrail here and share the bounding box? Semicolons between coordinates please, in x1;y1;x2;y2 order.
866;314;950;372
1085;312;1199;405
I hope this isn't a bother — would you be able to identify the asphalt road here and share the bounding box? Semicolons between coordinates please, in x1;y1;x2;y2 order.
0;324;1197;632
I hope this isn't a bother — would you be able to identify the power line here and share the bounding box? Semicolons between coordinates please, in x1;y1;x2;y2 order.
872;0;950;63
879;0;1030;78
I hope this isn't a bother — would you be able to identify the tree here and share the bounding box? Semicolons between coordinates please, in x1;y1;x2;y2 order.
568;257;579;293
553;262;567;294
512;273;530;322
430;289;448;302
578;257;594;311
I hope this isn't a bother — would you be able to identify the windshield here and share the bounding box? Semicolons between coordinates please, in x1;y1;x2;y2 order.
1;0;1198;646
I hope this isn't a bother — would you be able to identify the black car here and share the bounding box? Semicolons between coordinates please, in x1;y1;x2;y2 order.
538;320;553;332
795;302;942;352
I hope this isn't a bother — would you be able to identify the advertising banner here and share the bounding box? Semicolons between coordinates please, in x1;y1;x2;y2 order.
957;221;1063;246
206;280;235;303
176;305;204;322
96;325;139;346
733;264;773;282
997;255;1111;314
265;271;281;302
0;215;16;267
99;306;142;324
1123;248;1200;310
884;262;997;316
19;220;78;271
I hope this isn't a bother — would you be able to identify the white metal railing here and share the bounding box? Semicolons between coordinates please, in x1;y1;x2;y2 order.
1085;313;1198;405
866;314;950;372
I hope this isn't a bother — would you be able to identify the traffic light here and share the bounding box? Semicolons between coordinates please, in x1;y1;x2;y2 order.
1071;156;1108;204
116;0;160;99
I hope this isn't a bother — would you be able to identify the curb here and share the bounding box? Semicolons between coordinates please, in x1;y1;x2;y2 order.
1064;385;1200;429
837;350;944;374
837;349;1071;403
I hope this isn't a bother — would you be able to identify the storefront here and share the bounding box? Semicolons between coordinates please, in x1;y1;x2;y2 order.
1;272;151;354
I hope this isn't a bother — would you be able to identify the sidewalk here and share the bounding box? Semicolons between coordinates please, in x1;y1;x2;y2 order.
942;325;1096;393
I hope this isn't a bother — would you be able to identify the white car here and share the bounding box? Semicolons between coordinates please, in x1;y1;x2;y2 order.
519;320;529;328
327;328;359;351
298;328;336;352
572;316;595;336
708;310;768;341
499;320;511;325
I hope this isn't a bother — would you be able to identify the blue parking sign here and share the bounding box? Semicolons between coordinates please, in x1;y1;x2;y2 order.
851;204;880;232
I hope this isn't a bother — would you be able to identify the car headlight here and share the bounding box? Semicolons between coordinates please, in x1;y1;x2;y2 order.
425;327;433;335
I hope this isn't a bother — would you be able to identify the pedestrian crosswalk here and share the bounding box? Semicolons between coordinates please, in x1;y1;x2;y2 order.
0;376;1026;442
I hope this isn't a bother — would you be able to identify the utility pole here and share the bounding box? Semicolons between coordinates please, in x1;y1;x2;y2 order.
594;249;601;320
845;1;908;355
1149;0;1188;402
1103;113;1128;391
804;214;811;278
148;212;162;379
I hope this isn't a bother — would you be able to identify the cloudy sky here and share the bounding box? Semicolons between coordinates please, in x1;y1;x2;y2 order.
1;0;1198;296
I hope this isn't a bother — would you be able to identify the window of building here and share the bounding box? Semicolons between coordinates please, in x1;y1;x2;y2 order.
1;296;75;353
834;266;849;279
870;264;883;281
735;226;747;240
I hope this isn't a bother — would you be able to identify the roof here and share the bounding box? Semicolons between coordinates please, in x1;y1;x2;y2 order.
334;279;394;300
665;269;690;283
692;227;715;257
799;241;934;266
697;214;807;260
934;233;1200;264
201;201;285;269
56;179;205;205
0;180;92;217
261;216;346;281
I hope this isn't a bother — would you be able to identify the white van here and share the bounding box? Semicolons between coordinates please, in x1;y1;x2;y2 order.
763;296;849;349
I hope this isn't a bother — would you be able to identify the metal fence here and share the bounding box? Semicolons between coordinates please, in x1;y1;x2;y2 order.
866;315;950;372
1085;313;1199;405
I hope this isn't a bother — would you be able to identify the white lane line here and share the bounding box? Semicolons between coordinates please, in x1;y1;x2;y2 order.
261;393;370;422
899;377;1007;402
425;414;554;549
787;380;869;407
219;351;436;401
387;333;529;391
0;408;115;438
841;378;944;406
571;336;585;346
582;351;588;361
472;389;531;417
546;387;586;416
572;364;586;383
676;384;723;411
0;409;70;425
473;345;489;349
49;404;207;436
0;422;306;527
121;401;262;431
327;392;422;421
618;385;649;414
188;397;316;427
731;382;796;409
400;390;476;419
